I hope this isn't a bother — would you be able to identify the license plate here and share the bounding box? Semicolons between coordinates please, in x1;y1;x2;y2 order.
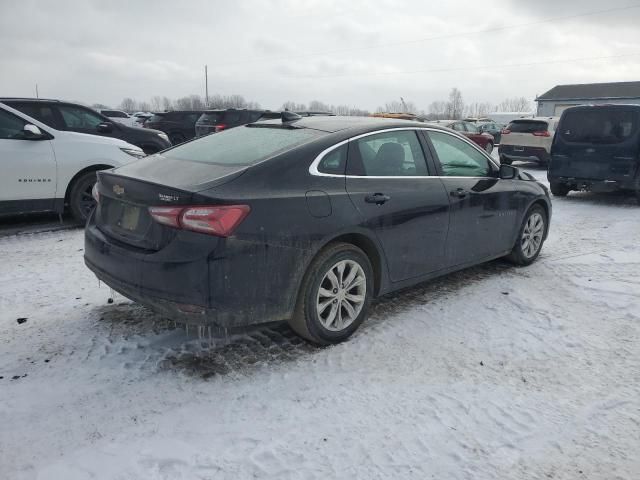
514;146;524;152
120;205;141;231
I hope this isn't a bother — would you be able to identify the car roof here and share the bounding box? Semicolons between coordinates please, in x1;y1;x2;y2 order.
254;115;448;134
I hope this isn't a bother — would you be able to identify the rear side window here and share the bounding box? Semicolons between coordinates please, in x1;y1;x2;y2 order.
560;109;638;144
507;120;548;133
10;103;58;128
162;125;323;166
318;143;347;174
349;130;428;176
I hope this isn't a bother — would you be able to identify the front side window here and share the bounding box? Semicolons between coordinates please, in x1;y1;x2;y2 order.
560;109;638;144
0;108;26;139
58;105;104;129
348;130;428;176
318;143;347;175
451;123;466;132
428;131;490;177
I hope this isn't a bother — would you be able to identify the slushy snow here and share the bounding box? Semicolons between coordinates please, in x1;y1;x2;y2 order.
1;165;639;479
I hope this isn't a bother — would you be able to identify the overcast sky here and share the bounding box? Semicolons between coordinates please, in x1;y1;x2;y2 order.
1;0;639;111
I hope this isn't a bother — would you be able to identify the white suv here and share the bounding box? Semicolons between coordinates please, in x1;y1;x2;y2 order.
0;102;145;221
498;117;559;165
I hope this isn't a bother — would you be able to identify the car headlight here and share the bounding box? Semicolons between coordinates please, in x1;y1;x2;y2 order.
120;147;146;158
157;132;169;142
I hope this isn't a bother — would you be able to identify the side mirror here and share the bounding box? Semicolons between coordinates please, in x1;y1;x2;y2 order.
97;122;113;133
499;164;519;180
23;124;44;139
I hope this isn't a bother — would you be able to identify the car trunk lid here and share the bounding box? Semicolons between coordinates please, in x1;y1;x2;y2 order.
95;158;246;251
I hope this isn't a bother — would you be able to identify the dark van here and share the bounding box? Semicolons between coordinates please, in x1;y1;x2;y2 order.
549;104;640;202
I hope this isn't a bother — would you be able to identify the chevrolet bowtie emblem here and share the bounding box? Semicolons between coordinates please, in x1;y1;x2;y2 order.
113;184;125;195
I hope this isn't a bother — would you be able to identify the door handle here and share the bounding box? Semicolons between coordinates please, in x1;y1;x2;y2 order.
450;188;468;198
365;193;391;205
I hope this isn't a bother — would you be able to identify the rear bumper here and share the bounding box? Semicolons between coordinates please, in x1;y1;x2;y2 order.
499;145;550;163
547;176;634;192
84;217;305;328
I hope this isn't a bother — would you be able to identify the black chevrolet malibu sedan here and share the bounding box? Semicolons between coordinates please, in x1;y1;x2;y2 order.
85;116;551;345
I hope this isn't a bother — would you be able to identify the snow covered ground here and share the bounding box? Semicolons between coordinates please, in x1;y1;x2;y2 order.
1;163;639;480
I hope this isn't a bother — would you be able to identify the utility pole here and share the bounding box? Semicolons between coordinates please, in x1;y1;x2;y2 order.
204;65;209;107
35;84;39;98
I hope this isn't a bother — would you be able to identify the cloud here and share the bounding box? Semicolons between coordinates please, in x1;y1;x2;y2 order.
1;0;639;111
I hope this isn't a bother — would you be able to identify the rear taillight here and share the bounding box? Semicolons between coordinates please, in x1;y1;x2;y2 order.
214;124;227;133
501;129;510;134
148;205;250;237
92;183;100;203
532;131;550;137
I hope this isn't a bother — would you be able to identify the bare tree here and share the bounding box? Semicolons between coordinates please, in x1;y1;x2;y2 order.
446;88;464;119
91;103;109;110
497;97;531;112
281;101;307;111
162;96;172;111
150;96;162;112
427;101;448;120
119;98;137;113
138;101;151;112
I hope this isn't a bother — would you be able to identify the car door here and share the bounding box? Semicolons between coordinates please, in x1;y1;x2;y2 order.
56;104;122;140
424;129;518;265
345;129;450;282
0;107;57;214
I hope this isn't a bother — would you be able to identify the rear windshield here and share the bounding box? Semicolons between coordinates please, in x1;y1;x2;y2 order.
507;120;548;133
560;109;638;144
162;126;323;166
197;112;222;125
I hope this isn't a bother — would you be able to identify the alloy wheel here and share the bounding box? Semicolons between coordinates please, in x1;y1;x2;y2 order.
316;259;366;332
521;212;544;259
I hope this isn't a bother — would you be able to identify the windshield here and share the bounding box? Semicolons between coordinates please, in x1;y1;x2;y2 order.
161;125;323;166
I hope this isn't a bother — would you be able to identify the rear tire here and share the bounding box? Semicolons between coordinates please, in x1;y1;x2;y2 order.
506;205;547;266
550;182;570;197
499;154;512;165
289;243;373;345
69;171;98;223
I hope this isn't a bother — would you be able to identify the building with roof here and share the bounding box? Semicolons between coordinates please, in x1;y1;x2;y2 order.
535;81;640;116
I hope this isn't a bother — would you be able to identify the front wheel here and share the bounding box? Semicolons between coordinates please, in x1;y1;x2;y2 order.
289;243;373;345
506;205;547;266
69;171;98;223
